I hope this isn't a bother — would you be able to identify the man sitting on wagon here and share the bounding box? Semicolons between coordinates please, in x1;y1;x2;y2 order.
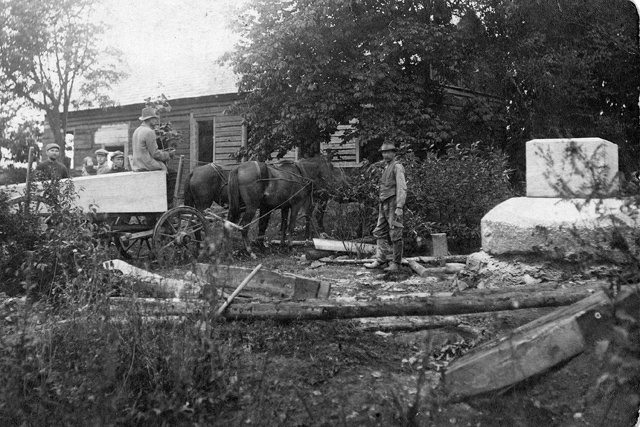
35;143;69;180
131;107;176;206
95;148;111;175
106;151;127;173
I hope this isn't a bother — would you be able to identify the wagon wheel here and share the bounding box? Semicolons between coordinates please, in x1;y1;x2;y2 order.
152;206;210;265
111;214;156;260
8;195;53;230
114;233;153;260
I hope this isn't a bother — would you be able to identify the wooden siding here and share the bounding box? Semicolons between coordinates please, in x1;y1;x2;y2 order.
214;115;243;165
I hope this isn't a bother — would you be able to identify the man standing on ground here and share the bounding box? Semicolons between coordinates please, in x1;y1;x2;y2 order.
364;142;407;272
131;107;176;206
35;143;69;179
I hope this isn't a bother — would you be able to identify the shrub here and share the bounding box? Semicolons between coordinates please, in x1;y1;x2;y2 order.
0;175;111;300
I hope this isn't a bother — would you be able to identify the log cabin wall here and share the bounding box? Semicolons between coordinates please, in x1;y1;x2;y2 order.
43;93;247;202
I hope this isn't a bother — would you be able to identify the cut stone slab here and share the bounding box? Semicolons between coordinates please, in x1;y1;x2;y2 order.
481;197;640;260
526;138;618;198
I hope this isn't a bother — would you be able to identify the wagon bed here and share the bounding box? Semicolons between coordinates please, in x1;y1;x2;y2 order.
4;170;212;263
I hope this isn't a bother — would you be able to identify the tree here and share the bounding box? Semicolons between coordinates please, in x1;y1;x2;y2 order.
0;0;125;153
225;0;471;160
469;0;640;181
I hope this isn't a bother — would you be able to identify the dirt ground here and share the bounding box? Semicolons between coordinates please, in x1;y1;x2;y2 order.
200;239;640;427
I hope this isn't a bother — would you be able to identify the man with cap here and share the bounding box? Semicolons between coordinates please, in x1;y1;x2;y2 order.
131;107;176;205
364;142;407;272
95;148;111;175
107;151;127;174
35;143;69;179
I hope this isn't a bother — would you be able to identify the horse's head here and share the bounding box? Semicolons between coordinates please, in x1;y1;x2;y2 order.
301;155;349;192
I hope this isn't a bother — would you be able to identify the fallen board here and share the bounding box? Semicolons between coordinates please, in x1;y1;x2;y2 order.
195;263;330;300
4;171;167;213
443;287;637;399
313;238;377;254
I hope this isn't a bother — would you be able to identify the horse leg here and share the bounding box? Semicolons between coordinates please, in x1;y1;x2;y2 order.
314;198;328;236
287;204;305;250
279;206;290;249
239;206;258;257
256;207;271;248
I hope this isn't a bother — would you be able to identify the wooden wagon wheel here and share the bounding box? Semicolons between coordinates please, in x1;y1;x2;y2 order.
111;214;157;260
152;206;210;265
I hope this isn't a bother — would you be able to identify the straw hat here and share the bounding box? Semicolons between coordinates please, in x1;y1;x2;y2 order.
139;107;159;121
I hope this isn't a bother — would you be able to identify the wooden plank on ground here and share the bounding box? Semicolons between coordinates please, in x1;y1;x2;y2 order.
313;238;377;254
443;288;637;399
195;263;328;300
104;259;199;298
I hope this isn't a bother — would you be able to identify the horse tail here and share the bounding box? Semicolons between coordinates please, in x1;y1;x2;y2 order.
183;172;195;208
227;166;241;223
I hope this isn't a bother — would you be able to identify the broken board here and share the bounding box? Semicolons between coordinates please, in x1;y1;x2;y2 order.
195;263;330;300
443;287;637;399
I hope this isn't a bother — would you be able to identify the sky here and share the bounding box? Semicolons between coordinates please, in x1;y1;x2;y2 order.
96;0;246;105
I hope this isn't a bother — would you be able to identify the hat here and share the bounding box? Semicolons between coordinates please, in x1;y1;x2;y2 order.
139;107;159;121
44;143;60;152
379;142;397;152
112;151;124;159
95;148;109;156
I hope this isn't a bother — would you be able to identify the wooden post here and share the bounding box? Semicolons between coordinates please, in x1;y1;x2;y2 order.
431;233;448;257
174;155;184;205
215;264;263;317
24;146;35;215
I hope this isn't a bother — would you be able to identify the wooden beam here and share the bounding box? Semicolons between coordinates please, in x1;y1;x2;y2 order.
194;263;329;300
109;287;596;321
443;288;638;399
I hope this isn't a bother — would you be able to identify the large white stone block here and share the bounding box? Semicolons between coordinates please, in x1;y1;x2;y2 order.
526;138;618;198
481;197;640;260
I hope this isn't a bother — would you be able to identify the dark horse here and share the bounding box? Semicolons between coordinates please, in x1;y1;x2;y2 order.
183;162;233;211
227;156;344;255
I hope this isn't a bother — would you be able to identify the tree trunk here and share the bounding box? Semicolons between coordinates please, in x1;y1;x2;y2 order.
109;287;595;321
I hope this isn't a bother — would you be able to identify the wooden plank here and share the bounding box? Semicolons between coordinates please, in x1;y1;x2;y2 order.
313;238;377;255
195;263;326;300
104;259;199;298
443;288;636;398
4;171;167;213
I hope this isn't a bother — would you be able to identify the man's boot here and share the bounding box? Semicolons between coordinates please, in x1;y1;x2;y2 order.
384;240;404;272
365;239;389;269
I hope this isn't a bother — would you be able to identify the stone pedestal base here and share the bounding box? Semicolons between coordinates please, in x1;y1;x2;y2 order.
481;197;640;261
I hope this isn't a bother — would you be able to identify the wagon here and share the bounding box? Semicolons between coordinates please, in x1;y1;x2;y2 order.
5;170;212;263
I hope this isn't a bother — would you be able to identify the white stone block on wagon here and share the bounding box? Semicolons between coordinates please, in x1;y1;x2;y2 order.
481;197;640;260
526;138;618;198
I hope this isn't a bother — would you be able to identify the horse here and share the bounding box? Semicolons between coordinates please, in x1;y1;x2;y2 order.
227;155;345;255
183;162;233;211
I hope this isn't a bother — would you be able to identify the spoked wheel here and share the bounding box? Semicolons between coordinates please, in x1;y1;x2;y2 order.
152;206;210;265
110;214;158;260
114;233;153;260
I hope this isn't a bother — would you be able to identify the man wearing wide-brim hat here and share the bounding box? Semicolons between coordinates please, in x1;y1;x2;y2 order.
364;142;407;273
35;142;69;179
131;107;177;205
94;148;111;175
